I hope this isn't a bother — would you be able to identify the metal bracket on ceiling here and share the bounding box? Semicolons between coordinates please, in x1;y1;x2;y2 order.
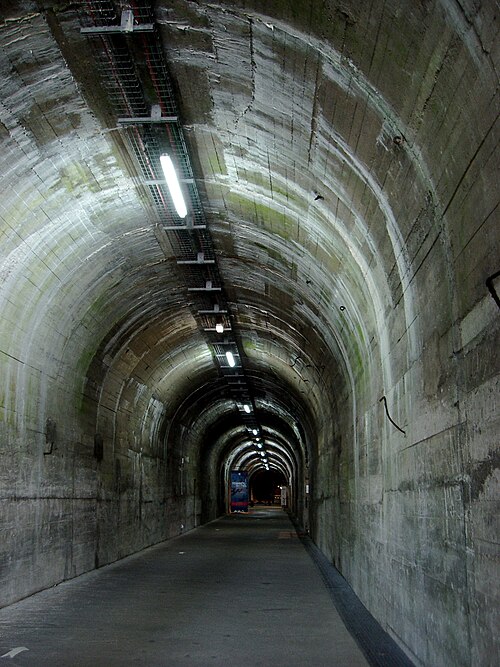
145;179;194;185
198;308;228;314
188;281;221;292
118;105;177;126
117;116;178;124
164;217;205;231
164;224;206;231
177;253;215;265
81;10;154;34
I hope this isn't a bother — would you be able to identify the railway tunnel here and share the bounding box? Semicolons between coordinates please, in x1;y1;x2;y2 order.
0;1;498;665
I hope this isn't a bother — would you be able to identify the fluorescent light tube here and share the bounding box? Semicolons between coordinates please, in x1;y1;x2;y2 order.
226;351;235;367
160;154;187;218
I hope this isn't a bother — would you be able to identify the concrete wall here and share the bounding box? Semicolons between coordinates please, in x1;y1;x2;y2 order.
313;274;499;665
307;1;500;661
0;7;201;607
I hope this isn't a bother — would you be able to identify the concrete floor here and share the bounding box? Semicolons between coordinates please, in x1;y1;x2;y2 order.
0;509;370;666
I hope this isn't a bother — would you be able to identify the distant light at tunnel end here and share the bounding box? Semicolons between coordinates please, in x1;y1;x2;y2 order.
226;351;236;367
160;154;187;218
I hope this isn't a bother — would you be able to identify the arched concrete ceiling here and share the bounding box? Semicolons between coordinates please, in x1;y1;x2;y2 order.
0;0;497;479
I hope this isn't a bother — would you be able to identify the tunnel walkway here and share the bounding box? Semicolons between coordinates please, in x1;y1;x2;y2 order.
0;509;406;666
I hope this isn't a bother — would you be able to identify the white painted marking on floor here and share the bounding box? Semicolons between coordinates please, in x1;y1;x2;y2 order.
1;647;29;659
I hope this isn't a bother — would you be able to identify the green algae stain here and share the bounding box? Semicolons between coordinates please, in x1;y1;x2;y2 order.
254;242;284;263
226;190;299;245
243;340;257;354
58;163;101;196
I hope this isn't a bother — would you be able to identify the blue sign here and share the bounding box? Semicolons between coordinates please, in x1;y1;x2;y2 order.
230;470;249;512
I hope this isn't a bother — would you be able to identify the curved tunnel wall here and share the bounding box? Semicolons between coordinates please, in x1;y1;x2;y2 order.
0;2;498;666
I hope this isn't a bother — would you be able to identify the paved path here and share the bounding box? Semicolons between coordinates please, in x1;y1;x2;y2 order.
0;508;368;666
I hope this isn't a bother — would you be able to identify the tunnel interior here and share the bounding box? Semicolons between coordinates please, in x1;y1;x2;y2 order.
0;1;498;666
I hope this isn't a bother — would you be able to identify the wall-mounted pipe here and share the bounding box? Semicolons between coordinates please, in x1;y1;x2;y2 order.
486;270;500;309
379;396;406;435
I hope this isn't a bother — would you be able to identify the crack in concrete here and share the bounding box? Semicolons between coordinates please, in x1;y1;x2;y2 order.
0;12;40;29
235;16;256;128
307;55;322;166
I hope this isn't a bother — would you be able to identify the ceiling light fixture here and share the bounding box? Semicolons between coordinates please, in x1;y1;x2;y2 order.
160;154;187;218
252;429;258;435
243;404;251;413
226;351;236;367
215;323;224;334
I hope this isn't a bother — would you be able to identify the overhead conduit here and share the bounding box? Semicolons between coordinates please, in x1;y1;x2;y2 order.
79;0;274;469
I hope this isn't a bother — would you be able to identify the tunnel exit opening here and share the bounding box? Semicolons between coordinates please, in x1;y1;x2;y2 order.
249;470;287;507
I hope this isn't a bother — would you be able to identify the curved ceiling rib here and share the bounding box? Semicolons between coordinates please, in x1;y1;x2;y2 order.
74;0;339;482
71;0;425;487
